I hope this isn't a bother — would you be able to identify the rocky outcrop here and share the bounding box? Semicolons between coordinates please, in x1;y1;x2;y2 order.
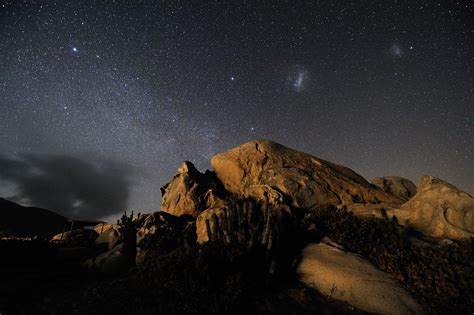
94;223;120;235
135;211;170;264
297;238;424;315
83;243;134;275
160;161;227;217
387;176;474;239
210;140;403;211
160;141;473;243
196;200;291;247
95;226;122;250
372;176;417;201
136;212;161;246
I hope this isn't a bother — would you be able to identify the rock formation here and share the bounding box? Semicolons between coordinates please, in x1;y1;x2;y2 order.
297;238;425;315
51;229;98;247
387;176;474;239
94;223;120;235
83;242;133;275
196;200;290;246
160;140;473;241
135;211;173;264
81;212;137;274
95;225;122;250
210;140;404;210
160;161;227;217
371;176;417;201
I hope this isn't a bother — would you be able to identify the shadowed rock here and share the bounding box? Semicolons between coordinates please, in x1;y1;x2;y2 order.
95;225;122;250
371;176;417;201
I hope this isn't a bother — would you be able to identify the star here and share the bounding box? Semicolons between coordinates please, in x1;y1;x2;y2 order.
0;0;471;222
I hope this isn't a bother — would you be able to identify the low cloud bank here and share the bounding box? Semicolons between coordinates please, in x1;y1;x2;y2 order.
0;154;135;219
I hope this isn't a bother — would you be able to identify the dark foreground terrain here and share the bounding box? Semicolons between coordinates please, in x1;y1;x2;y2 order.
1;205;472;315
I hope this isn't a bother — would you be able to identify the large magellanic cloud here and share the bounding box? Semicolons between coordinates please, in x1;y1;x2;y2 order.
0;154;136;219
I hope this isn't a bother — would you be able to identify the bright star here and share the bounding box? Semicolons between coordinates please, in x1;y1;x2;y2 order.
72;47;78;52
230;76;235;81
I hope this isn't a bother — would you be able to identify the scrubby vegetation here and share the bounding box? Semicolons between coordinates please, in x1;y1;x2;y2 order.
306;206;474;314
0;200;472;314
70;208;360;314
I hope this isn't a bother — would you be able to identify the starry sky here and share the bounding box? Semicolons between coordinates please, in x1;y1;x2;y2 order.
0;1;472;220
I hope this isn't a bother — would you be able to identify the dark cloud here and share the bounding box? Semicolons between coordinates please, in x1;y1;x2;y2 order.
0;154;135;219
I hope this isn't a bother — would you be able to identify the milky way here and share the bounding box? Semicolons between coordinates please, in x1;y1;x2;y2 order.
0;1;472;219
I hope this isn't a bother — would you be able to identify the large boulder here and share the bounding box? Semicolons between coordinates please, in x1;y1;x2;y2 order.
297;239;424;315
83;243;134;275
210;140;403;211
136;212;161;246
135;211;169;264
387;176;474;240
95;226;122;250
51;229;98;247
160;161;226;217
94;223;120;235
371;176;417;201
195;200;291;248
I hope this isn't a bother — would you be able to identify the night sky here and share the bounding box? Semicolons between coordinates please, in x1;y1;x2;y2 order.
0;1;472;220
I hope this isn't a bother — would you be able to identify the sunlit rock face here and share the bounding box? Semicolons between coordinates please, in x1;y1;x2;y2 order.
297;238;425;315
210;140;403;210
94;223;120;235
160;161;227;217
160;140;473;242
387;176;474;240
51;229;98;247
195;200;292;246
371;176;417;202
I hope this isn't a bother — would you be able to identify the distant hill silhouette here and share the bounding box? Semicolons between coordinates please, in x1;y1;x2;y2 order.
0;198;67;238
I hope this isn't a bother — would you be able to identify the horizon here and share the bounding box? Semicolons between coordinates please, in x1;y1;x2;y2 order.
1;138;473;223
